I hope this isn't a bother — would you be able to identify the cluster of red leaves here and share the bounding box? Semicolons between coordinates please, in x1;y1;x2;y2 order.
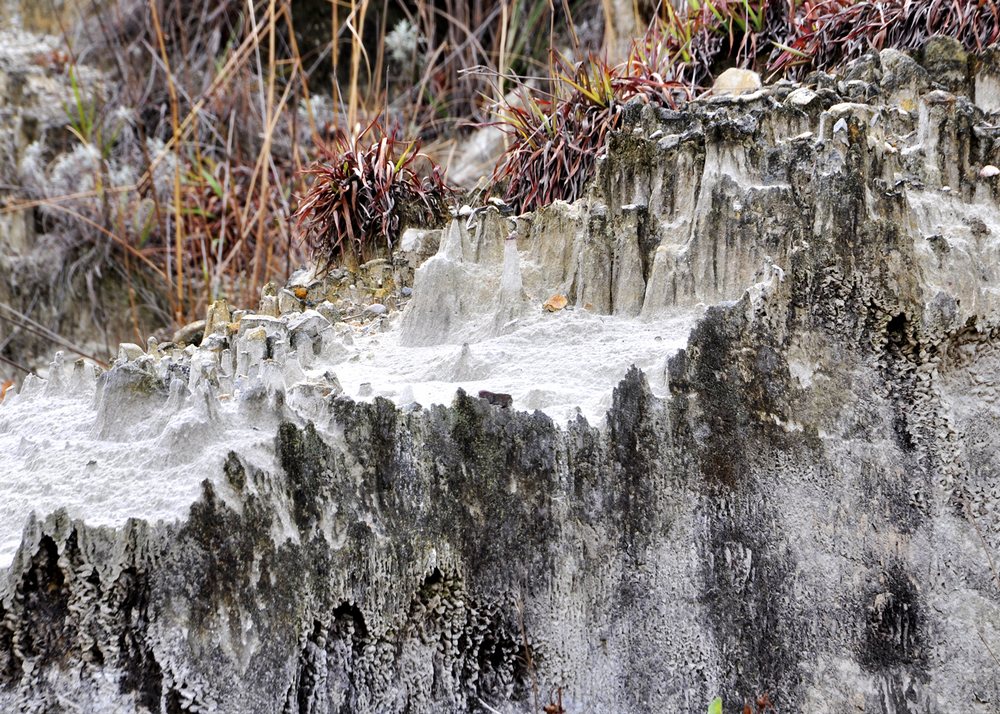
654;0;999;83
492;50;688;214
296;122;452;269
770;0;1000;74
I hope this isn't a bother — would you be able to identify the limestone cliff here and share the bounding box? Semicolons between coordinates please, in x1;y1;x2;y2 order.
2;47;1000;714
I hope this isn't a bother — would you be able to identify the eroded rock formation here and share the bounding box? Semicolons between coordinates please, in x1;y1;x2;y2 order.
2;47;1000;713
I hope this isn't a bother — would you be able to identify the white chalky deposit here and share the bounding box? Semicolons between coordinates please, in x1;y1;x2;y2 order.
0;358;282;567
0;229;701;568
336;307;695;425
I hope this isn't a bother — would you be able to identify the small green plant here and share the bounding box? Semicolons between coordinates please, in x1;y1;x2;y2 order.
296;120;453;270
62;66;123;162
709;696;724;714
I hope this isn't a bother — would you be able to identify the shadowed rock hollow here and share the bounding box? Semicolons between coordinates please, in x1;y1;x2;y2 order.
2;47;1000;713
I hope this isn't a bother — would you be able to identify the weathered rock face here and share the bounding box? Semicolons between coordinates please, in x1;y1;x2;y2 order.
0;24;137;369
0;0;97;36
2;49;1000;713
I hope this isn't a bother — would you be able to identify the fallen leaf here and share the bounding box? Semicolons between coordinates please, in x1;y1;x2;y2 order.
543;294;568;312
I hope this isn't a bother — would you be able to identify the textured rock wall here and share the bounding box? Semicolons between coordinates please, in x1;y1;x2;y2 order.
2;48;1000;713
0;22;134;368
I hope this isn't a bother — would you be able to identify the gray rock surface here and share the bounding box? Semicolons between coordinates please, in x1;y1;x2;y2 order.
2;52;1000;714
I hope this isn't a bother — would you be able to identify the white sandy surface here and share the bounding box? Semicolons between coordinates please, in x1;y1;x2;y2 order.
333;307;695;425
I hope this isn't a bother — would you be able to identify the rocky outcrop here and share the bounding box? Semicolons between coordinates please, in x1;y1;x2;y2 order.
2;48;1000;713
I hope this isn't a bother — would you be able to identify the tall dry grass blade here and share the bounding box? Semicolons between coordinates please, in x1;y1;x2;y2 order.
347;0;373;132
147;0;186;322
248;0;280;302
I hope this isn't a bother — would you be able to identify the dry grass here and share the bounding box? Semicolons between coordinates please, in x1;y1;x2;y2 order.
1;0;602;349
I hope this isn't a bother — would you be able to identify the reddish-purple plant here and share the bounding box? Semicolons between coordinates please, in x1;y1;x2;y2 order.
491;49;687;214
770;0;1000;75
296;121;453;269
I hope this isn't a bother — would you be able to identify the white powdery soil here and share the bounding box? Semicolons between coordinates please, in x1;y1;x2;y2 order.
0;375;278;568
333;308;695;426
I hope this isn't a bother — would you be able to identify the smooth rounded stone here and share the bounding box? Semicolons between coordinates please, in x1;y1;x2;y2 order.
980;165;1000;179
401;287;413;297
711;68;761;97
920;35;968;93
364;303;388;317
116;343;144;363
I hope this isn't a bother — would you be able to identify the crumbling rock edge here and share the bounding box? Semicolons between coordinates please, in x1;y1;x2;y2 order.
3;46;1000;713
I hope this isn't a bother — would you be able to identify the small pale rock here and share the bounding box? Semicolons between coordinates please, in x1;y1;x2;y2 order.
401;287;413;297
117;343;145;363
786;88;819;108
980;165;1000;179
543;295;568;312
365;304;388;317
712;68;761;97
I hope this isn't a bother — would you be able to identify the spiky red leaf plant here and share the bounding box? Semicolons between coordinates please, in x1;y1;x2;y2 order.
296;120;453;270
491;49;687;214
